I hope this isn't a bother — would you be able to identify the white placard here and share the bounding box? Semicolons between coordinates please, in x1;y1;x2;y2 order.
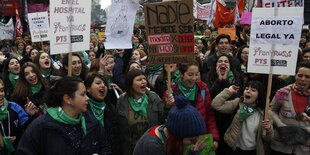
49;0;91;55
0;18;14;40
28;12;49;42
104;0;139;49
247;7;303;75
262;0;303;7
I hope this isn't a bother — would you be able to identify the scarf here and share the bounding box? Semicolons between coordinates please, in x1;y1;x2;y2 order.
128;94;149;116
178;80;197;101
146;64;163;75
227;70;234;84
42;69;52;79
292;84;310;96
31;84;42;95
171;70;181;84
8;73;19;87
0;100;8;121
47;107;87;135
17;50;23;56
88;98;106;126
239;104;257;122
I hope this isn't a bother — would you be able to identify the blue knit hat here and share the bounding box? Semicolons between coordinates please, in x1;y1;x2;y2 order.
166;95;206;138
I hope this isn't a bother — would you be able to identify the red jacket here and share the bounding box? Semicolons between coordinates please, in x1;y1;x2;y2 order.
164;81;219;141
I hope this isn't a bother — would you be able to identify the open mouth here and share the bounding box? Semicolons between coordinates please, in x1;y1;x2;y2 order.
44;60;50;66
99;89;105;96
244;95;251;99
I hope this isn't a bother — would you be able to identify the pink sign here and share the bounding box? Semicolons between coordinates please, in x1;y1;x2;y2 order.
240;11;252;25
159;44;174;53
148;34;171;45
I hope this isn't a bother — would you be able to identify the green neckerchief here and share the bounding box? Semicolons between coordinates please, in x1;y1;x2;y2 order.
47;107;87;135
105;76;112;86
0;100;8;121
31;84;42;95
128;94;149;116
17;50;23;56
42;69;52;79
9;73;19;87
146;64;163;75
3;136;15;152
239;104;257;122
171;70;181;84
88;98;106;126
178;80;197;101
227;70;234;84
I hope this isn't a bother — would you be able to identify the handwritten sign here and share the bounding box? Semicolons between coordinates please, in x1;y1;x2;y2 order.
0;18;14;40
196;3;211;20
28;12;49;42
247;7;303;75
218;28;236;40
104;0;139;49
144;0;194;64
262;0;303;7
49;0;91;55
240;11;252;25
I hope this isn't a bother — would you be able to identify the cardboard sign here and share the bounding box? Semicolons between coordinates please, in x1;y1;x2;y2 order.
247;7;303;75
104;0;139;49
0;18;14;40
262;0;303;7
28;12;49;42
218;28;236;40
49;0;91;55
240;11;252;25
144;0;195;64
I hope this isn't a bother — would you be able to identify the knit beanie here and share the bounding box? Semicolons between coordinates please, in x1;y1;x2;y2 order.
166;95;206;138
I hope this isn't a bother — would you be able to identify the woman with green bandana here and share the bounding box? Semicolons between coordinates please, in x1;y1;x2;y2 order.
16;76;112;155
0;79;34;155
84;73;121;155
2;57;21;100
211;80;272;155
117;69;164;155
164;61;219;151
11;62;48;118
33;52;62;85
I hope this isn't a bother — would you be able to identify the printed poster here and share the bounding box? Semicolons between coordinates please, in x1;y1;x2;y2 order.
49;0;91;55
247;7;303;75
28;12;49;42
104;0;139;49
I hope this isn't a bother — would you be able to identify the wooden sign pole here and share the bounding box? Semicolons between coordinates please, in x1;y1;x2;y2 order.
68;52;72;76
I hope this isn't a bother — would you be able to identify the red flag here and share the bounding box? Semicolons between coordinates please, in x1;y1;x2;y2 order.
15;9;23;37
214;0;245;28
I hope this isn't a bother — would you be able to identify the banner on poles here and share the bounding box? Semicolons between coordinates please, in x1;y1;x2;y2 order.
144;0;195;64
104;0;139;49
28;12;49;42
49;0;91;55
0;18;14;40
247;7;303;75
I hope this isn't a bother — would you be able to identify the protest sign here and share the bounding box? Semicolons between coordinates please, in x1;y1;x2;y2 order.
240;11;252;25
247;7;303;75
28;12;49;42
262;0;303;7
104;0;139;49
0;18;14;40
144;0;194;64
218;27;236;40
196;3;211;21
49;0;91;55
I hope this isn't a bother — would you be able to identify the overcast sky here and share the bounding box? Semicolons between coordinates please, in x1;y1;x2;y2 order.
100;0;111;9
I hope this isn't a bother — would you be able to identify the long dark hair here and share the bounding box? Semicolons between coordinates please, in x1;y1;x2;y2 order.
62;52;89;81
236;45;249;64
2;57;20;99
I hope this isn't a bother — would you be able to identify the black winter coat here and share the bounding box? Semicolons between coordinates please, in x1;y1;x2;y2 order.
16;111;112;155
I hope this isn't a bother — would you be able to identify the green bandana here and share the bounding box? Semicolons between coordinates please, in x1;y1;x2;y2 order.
239;104;257;122
172;70;181;84
89;98;106;126
178;80;197;101
128;94;149;116
146;64;163;75
31;84;42;95
3;136;15;152
42;69;52;79
227;70;234;84
17;50;23;56
105;76;112;86
0;100;8;121
47;107;87;135
8;73;19;87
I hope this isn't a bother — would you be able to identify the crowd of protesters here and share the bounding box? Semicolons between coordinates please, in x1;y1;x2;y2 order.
0;18;309;155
